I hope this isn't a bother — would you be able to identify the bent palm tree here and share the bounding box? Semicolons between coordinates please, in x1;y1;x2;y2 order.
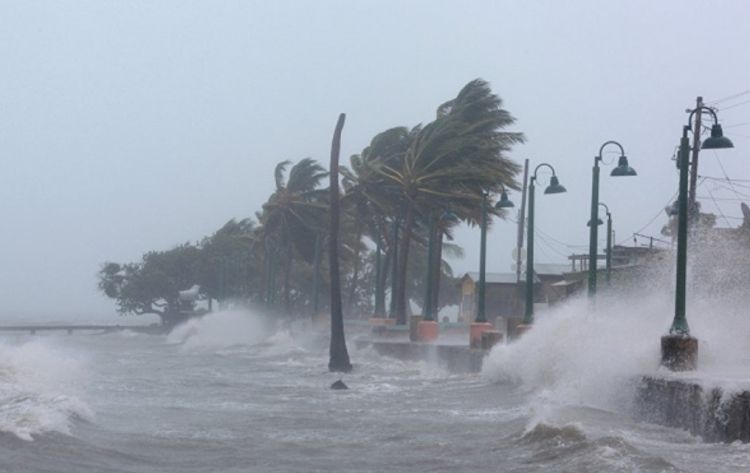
259;158;328;314
378;79;525;324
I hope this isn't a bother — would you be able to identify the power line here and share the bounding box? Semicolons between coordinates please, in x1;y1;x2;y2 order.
617;191;678;245
708;90;750;106
706;187;732;227
697;195;750;201
719;98;750;112
700;175;750;183
724;120;750;129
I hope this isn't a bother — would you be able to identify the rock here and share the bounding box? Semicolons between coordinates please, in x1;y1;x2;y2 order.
330;379;348;390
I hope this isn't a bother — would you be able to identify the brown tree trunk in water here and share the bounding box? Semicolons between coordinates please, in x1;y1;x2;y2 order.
328;113;352;373
395;200;416;325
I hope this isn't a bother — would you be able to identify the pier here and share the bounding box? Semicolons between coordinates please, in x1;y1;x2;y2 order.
0;324;163;335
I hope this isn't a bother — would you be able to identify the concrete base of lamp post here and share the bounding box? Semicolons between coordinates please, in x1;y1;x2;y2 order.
469;322;493;349
369;316;396;327
416;320;439;342
409;315;424;342
661;334;698;371
480;330;503;350
514;324;533;338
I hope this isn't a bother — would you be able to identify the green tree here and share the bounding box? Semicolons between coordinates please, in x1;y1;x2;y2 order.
258;158;328;314
98;243;203;326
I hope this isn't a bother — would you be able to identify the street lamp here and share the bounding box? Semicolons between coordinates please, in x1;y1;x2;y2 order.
588;141;636;298
662;106;734;371
522;164;567;326
475;190;515;324
587;202;612;287
467;190;515;348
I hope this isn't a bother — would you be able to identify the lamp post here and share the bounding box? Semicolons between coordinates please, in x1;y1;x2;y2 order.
475;190;515;323
468;190;514;348
662;106;733;371
522;164;567;327
588;141;636;298
588;203;612;287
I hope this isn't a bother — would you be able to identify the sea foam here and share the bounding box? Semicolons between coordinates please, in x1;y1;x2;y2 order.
0;339;92;441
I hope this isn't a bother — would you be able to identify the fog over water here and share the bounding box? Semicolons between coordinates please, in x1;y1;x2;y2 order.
1;0;749;319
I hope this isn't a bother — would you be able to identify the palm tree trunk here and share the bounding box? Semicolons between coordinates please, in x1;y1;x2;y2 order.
431;225;444;320
395;200;416;325
346;212;364;316
328;113;352;373
284;247;292;316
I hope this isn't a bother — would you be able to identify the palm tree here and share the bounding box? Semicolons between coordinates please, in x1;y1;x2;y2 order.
328;113;352;373
377;79;524;324
258;158;328;315
340;127;414;316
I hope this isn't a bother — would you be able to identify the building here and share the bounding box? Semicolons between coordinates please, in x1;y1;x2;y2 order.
457;263;569;323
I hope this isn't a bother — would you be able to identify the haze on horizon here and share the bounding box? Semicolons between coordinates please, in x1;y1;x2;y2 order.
1;0;748;322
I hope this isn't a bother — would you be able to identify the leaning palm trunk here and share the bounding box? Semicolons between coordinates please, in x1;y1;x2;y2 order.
284;245;292;315
345;212;364;317
394;200;416;325
431;224;444;319
328;113;352;373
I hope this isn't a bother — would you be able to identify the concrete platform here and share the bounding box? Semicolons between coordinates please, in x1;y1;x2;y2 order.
636;376;750;442
354;339;486;374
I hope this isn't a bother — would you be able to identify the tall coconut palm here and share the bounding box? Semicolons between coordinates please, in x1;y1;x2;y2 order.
377;79;524;324
258;158;328;315
328;113;352;373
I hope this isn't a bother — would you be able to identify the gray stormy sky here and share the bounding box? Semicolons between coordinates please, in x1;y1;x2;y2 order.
1;0;748;322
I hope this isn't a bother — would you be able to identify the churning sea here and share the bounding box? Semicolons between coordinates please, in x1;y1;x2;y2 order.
2;304;750;473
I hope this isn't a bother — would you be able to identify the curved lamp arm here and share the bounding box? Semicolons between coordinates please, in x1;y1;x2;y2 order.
532;163;558;180
687;106;719;129
597;140;626;161
598;202;610;216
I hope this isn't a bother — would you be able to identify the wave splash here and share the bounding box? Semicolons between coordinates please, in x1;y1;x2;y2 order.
0;340;92;441
166;309;284;351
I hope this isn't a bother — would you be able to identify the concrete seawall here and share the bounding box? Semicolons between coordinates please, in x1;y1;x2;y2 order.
635;376;750;442
354;340;486;374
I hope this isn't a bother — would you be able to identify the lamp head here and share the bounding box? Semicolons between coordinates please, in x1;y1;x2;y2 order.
587;217;604;227
440;211;459;223
544;175;567;194
495;190;515;208
610;155;637;177
701;124;734;149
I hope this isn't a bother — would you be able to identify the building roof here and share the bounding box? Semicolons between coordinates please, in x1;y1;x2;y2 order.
462;272;541;284
532;263;570;276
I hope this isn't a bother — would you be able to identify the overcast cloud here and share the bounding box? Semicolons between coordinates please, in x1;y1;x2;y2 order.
1;0;748;322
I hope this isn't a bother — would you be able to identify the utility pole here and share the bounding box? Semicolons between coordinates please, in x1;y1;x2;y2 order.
688;96;703;219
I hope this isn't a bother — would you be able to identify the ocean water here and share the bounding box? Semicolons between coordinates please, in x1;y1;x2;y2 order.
2;305;750;473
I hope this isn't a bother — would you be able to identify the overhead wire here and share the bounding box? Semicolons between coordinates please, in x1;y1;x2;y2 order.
617;190;678;245
707;90;750;106
718;98;750;112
